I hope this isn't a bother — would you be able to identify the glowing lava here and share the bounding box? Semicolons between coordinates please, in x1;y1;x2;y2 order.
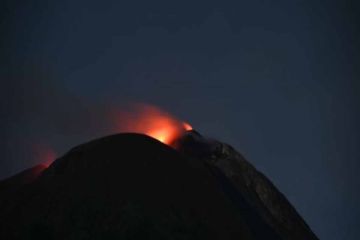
115;104;192;145
183;122;193;131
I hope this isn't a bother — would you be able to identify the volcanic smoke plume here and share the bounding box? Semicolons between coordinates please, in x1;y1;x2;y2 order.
113;104;192;145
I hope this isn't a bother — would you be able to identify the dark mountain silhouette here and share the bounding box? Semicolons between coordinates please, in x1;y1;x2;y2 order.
0;164;46;197
0;132;319;240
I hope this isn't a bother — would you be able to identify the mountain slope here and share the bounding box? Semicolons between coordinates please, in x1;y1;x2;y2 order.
175;130;318;240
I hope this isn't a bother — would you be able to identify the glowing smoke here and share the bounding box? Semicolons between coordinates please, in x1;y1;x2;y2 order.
114;104;192;145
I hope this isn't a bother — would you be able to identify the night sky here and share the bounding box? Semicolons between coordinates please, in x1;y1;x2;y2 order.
1;1;359;239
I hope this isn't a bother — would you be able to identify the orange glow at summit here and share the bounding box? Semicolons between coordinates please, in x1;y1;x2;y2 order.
115;104;192;145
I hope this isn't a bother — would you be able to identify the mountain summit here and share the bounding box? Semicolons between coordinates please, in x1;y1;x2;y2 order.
0;132;318;240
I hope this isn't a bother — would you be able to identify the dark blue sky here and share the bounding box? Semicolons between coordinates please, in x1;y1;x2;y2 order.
1;1;359;239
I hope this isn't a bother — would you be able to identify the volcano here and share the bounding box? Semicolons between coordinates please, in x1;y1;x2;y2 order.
0;131;319;240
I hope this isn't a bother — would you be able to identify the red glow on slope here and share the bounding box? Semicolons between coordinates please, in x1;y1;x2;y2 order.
42;148;56;167
115;104;192;145
32;144;56;167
